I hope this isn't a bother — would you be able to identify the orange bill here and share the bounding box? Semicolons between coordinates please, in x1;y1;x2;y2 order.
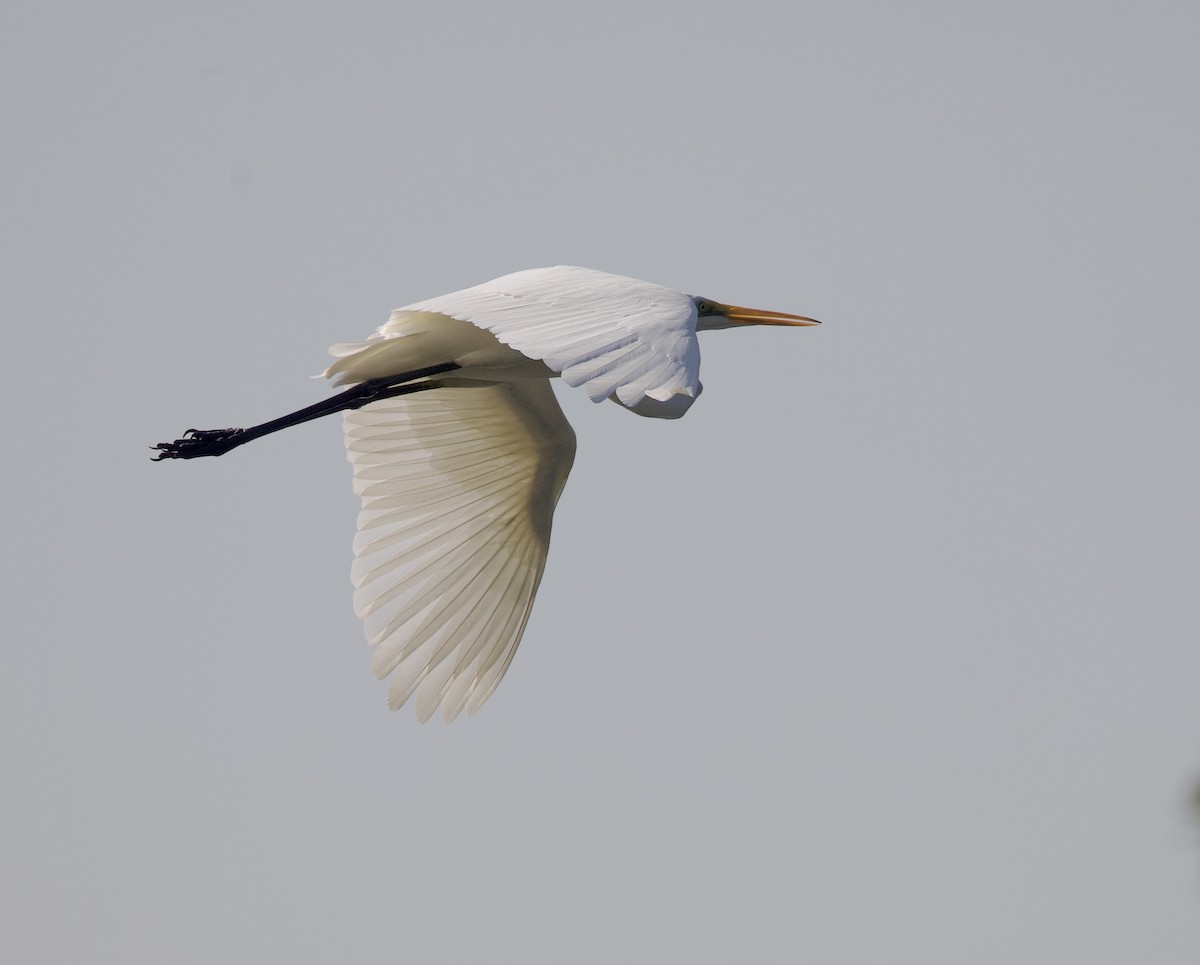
718;302;821;326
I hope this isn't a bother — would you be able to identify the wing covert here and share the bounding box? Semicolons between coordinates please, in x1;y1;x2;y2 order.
402;266;702;413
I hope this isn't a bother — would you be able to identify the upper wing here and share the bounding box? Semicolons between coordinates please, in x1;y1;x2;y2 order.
400;266;702;414
344;379;576;722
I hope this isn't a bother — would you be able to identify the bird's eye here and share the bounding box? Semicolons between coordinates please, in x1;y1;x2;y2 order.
697;300;711;313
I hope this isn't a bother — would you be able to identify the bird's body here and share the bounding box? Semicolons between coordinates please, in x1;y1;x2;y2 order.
327;267;708;418
154;266;818;721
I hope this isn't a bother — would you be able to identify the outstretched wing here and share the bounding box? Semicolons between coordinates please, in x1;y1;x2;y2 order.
343;379;576;722
401;265;702;415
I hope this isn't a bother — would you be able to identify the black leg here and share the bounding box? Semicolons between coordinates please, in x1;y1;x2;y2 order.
151;361;461;460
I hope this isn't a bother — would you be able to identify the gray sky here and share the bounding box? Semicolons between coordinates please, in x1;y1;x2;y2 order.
4;1;1199;961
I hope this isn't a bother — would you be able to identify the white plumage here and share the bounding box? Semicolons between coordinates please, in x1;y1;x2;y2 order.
154;266;818;721
326;267;705;418
343;380;574;722
404;267;702;409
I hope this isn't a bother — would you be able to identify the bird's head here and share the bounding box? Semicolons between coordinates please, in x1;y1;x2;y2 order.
692;296;821;331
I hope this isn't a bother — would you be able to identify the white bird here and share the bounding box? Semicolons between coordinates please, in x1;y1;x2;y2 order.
154;266;819;721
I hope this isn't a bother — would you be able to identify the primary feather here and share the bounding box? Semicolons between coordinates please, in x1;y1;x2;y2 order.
344;380;575;722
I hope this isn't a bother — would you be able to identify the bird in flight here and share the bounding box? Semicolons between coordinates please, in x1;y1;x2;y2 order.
154;266;819;721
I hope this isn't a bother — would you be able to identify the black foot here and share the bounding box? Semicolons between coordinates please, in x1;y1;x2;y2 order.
151;428;246;460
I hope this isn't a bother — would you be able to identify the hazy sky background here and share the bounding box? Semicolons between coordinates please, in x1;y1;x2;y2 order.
4;2;1198;961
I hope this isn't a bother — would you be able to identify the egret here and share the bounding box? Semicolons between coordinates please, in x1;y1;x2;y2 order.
154;266;819;721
